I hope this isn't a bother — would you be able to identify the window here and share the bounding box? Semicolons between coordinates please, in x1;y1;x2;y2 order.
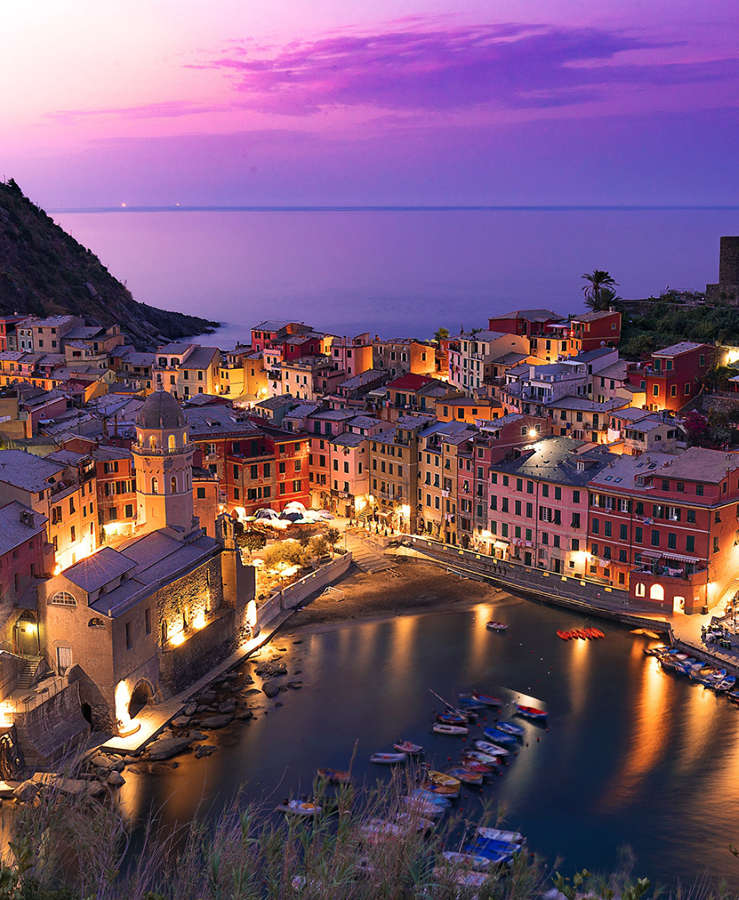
635;582;646;598
713;537;719;553
696;484;704;496
687;509;696;523
151;477;158;494
49;591;76;607
668;532;676;549
145;608;151;635
635;526;643;543
56;646;73;672
125;622;132;650
651;529;660;547
686;535;695;553
170;476;177;493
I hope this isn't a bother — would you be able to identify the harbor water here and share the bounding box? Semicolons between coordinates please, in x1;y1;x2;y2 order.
117;594;739;890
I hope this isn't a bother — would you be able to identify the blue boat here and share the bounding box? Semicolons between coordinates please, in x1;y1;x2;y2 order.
462;842;513;864
483;726;518;746
496;720;525;737
472;836;522;854
409;788;452;807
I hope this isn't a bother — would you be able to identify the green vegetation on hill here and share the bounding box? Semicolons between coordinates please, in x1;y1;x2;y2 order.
0;179;218;348
619;296;739;359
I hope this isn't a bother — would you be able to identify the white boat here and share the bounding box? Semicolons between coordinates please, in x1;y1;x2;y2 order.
433;723;468;736
477;826;524;844
402;798;446;818
474;739;510;757
275;799;321;817
393;740;423;754
442;851;491;870
463;750;500;766
370;752;406;764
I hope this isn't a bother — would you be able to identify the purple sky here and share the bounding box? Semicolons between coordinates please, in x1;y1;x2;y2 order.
3;1;738;207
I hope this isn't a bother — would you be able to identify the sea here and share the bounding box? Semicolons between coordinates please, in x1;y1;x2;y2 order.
53;207;739;345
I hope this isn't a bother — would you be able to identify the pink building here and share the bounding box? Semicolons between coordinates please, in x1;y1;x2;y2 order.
483;437;614;576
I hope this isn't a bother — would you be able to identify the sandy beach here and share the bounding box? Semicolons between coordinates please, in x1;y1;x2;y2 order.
284;557;510;634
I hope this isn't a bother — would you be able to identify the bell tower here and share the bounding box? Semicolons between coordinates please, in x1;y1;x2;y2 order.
132;389;195;533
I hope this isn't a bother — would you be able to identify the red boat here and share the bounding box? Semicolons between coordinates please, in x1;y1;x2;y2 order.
556;630;571;640
471;692;503;707
515;704;547;721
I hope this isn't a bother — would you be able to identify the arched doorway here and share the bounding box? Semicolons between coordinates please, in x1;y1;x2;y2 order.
13;612;40;657
128;680;154;718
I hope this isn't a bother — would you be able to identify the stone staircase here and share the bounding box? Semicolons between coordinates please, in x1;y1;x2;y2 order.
15;656;42;690
347;537;394;574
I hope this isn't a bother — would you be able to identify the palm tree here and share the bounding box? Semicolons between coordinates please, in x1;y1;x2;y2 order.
582;270;619;311
433;327;449;343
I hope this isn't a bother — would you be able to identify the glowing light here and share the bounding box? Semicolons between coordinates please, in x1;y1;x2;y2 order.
399;504;411;518
354;495;367;512
481;530;492;540
0;700;15;727
246;599;258;628
22;622;36;635
169;630;186;646
528;428;538;438
192;610;207;630
115;681;140;737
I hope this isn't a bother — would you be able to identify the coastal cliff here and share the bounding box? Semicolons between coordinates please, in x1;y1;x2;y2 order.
0;179;218;347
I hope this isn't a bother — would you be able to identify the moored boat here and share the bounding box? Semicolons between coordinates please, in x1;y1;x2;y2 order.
483;726;518;745
486;621;508;632
433;723;468;736
394;740;423;754
464;749;502;767
496;720;525;737
474;739;510;757
514;703;547;721
433;866;490;887
420;780;460;797
477;826;525;844
276;799;321;816
471;691;503;706
370;752;406;764
426;769;462;789
436;711;468;726
446;766;484;786
441;850;491;870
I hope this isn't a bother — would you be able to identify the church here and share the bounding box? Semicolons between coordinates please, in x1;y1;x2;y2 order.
39;390;254;731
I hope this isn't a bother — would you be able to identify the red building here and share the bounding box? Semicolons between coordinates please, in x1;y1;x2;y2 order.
0;316;30;353
643;342;715;412
250;321;310;353
487;309;560;338
0;501;54;655
186;405;311;517
93;446;137;544
568;310;621;354
587;447;739;614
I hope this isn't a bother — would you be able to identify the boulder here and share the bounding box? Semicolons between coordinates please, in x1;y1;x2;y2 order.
111;758;126;772
171;716;191;728
287;681;303;690
13;780;39;802
87;781;107;798
243;688;261;696
199;690;217;703
146;736;193;761
107;772;126;787
89;754;115;770
189;731;207;741
183;702;197;716
194;744;217;758
262;681;281;698
236;710;254;721
218;699;236;713
200;714;233;729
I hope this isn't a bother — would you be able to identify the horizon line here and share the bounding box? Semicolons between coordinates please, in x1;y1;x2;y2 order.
50;204;739;214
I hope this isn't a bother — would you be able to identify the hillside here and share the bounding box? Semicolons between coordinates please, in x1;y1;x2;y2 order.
0;179;218;348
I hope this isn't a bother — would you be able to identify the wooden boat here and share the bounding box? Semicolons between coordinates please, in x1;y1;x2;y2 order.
409;787;452;806
496;720;525;737
370;752;406;764
436;711;468;726
483;726;518;745
275;799;321;816
394;740;423;754
486;621;508;632
426;770;462;789
463;750;501;767
474;739;510;757
419;780;459;797
446;766;483;786
477;826;524;844
514;703;547;721
316;767;350;784
460;758;497;775
472;691;503;707
442;850;491;870
461;842;513;864
433;723;468;736
402;798;446;818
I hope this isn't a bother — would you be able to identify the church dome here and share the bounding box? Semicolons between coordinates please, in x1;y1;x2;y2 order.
136;390;185;430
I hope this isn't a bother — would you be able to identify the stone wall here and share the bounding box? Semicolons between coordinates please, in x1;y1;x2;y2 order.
155;555;225;642
159;607;236;695
279;553;352;610
13;682;90;770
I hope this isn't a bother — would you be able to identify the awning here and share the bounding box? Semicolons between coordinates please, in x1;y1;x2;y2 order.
493;540;508;549
639;549;699;564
